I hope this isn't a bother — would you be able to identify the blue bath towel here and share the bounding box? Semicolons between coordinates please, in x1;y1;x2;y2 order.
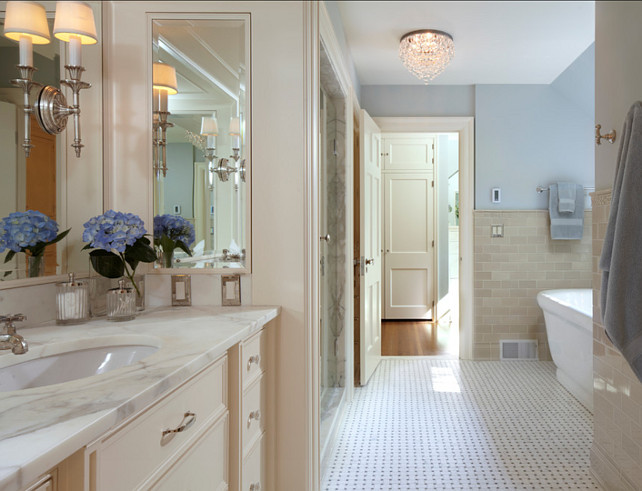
557;181;576;213
600;101;642;383
549;183;584;240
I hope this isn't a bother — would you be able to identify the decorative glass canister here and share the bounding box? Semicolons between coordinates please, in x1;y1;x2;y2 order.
106;279;136;321
56;273;89;324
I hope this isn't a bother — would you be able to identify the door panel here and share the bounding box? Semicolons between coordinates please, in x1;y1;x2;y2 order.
383;172;434;319
384;137;434;172
359;109;381;386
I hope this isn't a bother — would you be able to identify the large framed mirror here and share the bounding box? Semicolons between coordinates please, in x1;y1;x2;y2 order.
0;1;103;284
152;14;250;272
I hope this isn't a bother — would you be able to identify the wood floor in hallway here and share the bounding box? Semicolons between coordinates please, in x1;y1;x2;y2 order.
382;320;452;356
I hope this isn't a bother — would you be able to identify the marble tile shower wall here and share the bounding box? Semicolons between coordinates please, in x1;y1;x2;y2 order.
474;210;592;360
591;190;642;490
323;93;347;388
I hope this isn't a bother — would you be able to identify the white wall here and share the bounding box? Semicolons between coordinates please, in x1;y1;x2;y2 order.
103;3;315;490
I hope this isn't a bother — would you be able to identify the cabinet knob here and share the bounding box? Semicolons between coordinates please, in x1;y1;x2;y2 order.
365;258;374;265
247;354;260;371
249;483;261;491
247;410;261;427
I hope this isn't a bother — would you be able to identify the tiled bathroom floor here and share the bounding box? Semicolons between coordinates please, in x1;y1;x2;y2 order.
323;359;600;491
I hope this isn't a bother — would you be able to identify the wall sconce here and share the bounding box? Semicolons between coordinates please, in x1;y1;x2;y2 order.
3;1;97;158
153;61;178;178
200;114;218;189
214;115;246;183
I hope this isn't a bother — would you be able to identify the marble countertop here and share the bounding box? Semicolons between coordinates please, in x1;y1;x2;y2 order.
0;305;279;491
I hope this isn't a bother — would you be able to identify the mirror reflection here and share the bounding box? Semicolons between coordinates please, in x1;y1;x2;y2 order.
0;2;102;282
152;17;249;270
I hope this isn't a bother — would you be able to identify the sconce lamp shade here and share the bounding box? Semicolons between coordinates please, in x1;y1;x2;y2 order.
3;1;51;44
201;116;219;136
229;116;241;136
53;1;97;44
153;62;178;95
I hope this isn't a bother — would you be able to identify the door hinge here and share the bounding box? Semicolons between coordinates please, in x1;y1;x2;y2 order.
432;157;434;164
432;240;434;248
432;143;435;150
432;301;435;308
431;180;434;188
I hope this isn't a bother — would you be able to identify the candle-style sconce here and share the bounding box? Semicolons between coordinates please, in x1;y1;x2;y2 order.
214;115;246;183
153;62;178;178
3;1;98;158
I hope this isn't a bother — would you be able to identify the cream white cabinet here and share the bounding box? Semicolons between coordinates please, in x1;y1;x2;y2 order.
229;329;268;491
17;325;272;491
92;356;229;490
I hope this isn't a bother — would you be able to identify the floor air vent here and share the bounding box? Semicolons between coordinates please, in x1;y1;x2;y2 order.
500;340;538;360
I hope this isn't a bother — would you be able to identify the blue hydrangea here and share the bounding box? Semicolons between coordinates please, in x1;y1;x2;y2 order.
153;214;195;246
0;210;59;253
83;210;147;253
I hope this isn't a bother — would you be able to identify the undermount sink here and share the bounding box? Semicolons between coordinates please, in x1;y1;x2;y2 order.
0;343;160;392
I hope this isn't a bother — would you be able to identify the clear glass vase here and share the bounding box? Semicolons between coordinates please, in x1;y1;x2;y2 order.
27;254;45;278
125;274;145;311
106;279;136;321
158;250;174;268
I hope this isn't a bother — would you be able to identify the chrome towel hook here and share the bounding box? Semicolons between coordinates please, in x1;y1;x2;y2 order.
595;124;616;145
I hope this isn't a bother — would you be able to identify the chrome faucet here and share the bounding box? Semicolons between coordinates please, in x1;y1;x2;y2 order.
0;314;28;355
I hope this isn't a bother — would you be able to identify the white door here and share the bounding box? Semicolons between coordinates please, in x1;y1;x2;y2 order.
359;109;382;385
383;172;435;319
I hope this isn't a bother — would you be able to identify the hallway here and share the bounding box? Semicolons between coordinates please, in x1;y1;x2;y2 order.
323;359;598;491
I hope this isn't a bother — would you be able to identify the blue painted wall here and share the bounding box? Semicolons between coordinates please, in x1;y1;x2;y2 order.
475;83;593;209
361;85;475;117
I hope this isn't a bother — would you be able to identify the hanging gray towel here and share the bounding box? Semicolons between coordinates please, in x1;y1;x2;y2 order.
600;101;642;383
549;183;584;239
557;181;577;213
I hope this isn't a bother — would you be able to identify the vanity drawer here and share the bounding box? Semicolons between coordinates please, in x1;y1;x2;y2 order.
97;356;227;490
149;412;229;491
242;375;265;455
242;435;265;491
242;330;265;389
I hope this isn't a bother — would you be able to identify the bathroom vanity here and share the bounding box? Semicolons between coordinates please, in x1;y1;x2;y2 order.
0;306;278;491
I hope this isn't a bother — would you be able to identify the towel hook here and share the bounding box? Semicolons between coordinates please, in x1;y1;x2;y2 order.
595;124;616;145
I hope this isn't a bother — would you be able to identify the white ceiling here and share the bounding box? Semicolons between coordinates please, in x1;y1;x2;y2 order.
336;1;595;86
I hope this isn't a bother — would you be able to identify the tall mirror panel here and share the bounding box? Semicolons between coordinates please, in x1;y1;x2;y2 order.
152;16;250;271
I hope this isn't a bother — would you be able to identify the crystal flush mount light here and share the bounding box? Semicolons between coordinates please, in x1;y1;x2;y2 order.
399;29;454;83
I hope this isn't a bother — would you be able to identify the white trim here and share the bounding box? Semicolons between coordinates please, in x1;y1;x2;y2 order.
306;2;320;491
373;117;475;360
317;2;356;487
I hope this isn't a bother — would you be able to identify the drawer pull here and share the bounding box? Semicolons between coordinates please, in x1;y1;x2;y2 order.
249;483;261;491
247;409;261;427
247;354;260;371
161;411;196;445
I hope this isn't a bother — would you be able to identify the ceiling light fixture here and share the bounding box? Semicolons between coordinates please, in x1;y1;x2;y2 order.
399;29;454;83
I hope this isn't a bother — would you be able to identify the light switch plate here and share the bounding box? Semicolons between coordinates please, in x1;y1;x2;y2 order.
491;224;504;238
171;275;192;306
221;274;241;306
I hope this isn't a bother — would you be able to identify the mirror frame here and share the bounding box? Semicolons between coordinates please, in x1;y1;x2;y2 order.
0;0;104;290
149;12;252;275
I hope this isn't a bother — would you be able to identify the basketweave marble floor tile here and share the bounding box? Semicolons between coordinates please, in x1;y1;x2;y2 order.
323;359;600;491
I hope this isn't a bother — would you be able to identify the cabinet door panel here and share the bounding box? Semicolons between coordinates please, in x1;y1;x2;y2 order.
150;413;228;491
98;357;226;490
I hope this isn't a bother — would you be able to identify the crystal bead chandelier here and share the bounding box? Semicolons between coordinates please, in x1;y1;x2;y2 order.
399;29;454;83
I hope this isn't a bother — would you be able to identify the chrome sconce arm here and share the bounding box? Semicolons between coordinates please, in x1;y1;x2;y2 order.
11;65;39;157
153;109;174;178
35;64;92;157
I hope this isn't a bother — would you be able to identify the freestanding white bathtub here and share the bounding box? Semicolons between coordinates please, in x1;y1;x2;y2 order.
536;289;593;412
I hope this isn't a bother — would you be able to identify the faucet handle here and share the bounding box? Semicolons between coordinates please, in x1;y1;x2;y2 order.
1;314;26;333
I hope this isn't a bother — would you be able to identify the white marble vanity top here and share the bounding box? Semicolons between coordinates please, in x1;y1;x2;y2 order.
0;305;279;491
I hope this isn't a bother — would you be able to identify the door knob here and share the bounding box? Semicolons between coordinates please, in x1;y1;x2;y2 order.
320;234;331;242
365;258;374;265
